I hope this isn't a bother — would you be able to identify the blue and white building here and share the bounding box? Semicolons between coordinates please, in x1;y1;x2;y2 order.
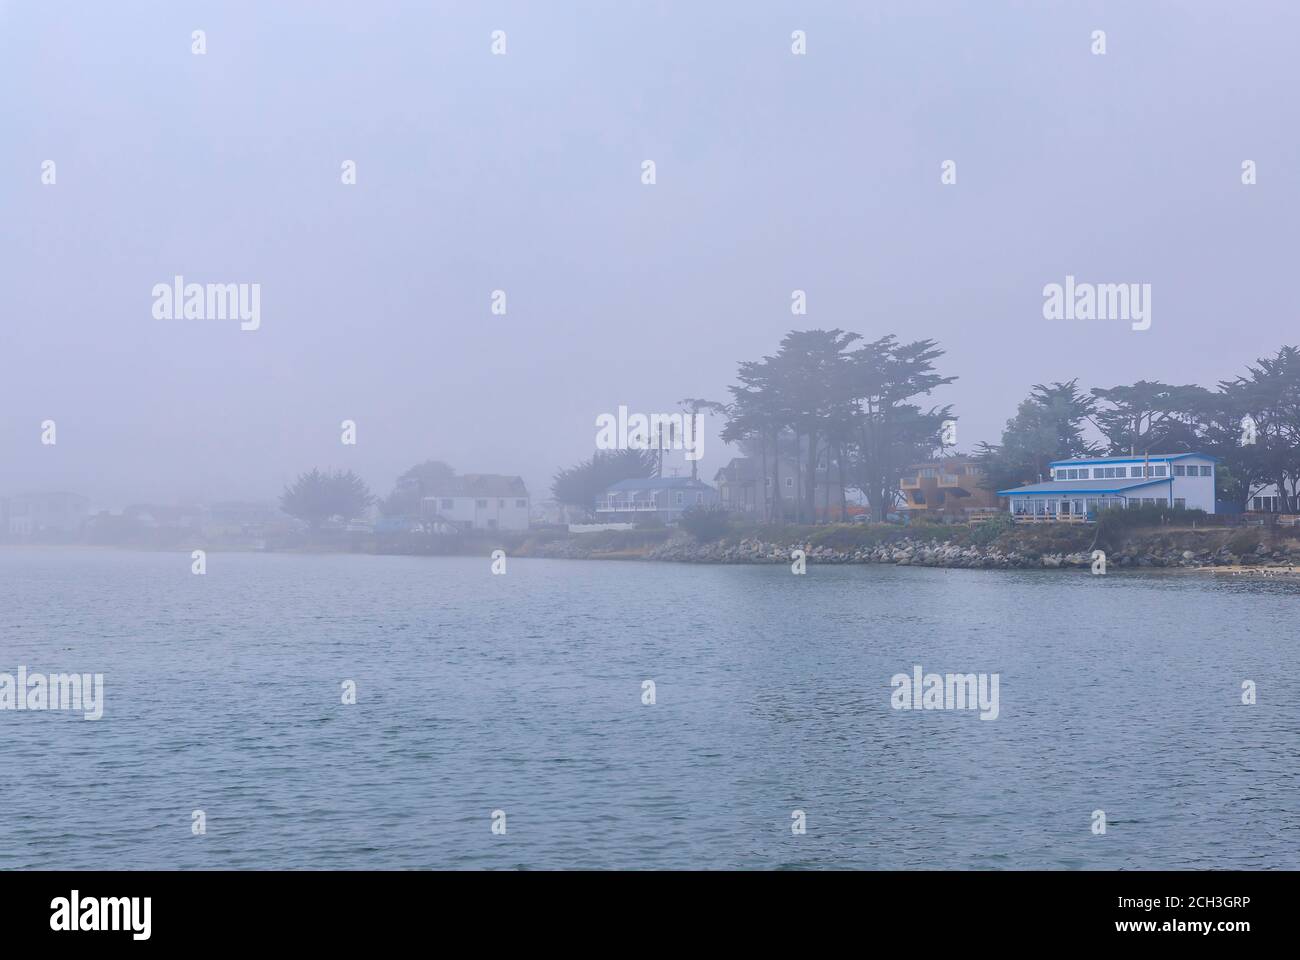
999;453;1217;520
596;477;719;524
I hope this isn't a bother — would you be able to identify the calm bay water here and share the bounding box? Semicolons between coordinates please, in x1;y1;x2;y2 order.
1;546;1297;870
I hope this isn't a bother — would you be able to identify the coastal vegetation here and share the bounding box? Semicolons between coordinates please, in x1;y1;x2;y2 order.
279;468;373;531
688;334;1300;520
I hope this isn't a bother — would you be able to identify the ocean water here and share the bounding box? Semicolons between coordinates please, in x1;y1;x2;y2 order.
1;546;1297;870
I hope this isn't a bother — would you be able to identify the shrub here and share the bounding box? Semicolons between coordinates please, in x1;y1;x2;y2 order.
1096;503;1208;535
967;513;1014;547
1226;528;1262;556
679;504;732;542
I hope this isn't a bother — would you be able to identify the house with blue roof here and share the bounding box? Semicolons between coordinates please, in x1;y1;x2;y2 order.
595;476;720;525
998;453;1217;521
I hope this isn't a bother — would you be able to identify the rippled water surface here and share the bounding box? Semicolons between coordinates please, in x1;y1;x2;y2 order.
2;546;1297;869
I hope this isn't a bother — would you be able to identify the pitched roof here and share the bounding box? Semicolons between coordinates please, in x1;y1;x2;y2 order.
428;474;528;498
607;477;712;492
998;477;1172;496
714;457;758;482
1048;452;1218;466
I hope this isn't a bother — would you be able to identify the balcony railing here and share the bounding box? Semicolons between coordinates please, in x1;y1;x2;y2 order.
595;499;660;512
1012;513;1093;524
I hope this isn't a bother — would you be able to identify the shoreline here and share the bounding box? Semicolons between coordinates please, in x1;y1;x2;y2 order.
9;524;1300;576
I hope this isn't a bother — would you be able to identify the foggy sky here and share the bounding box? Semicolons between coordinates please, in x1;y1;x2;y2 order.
3;0;1297;508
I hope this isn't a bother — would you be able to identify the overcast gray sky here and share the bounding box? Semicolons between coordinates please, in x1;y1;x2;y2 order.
3;0;1297;507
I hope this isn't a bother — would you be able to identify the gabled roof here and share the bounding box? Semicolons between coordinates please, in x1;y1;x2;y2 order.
714;457;758;482
1048;452;1219;467
607;477;712;492
998;477;1172;496
7;491;91;504
427;474;528;498
905;456;983;470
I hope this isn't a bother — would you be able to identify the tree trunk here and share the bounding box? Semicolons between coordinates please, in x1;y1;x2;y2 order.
771;431;782;524
837;445;848;522
821;442;831;523
806;433;819;525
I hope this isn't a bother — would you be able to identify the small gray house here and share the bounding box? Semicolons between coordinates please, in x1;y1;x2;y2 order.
595;477;719;525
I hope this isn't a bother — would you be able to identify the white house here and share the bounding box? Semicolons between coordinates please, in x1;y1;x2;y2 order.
999;453;1217;520
3;492;92;538
1244;483;1296;513
422;474;529;532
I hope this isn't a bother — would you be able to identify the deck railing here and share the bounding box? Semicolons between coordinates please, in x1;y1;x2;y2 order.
595;500;660;513
1012;513;1093;524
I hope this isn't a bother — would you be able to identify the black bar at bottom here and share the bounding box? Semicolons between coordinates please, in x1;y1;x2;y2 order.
0;869;1280;945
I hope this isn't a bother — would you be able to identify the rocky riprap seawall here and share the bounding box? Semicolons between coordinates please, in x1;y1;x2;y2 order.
526;532;1300;571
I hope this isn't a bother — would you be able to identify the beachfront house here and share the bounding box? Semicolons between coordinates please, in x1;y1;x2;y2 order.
421;474;530;531
713;455;851;520
900;456;1001;519
999;453;1217;521
595;477;719;525
1242;483;1298;514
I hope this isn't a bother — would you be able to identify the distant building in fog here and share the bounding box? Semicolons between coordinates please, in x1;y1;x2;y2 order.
422;474;530;531
596;476;718;524
201;501;297;538
2;492;91;539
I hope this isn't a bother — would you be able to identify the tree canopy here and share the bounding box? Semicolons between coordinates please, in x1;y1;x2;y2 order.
280;468;374;530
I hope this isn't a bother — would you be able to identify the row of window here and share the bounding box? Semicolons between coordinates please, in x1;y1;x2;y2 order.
438;498;528;509
1055;464;1211;480
1012;496;1187;514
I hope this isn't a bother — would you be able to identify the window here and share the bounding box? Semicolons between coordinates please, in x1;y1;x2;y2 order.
1093;468;1103;478
785;477;794;488
498;499;505;507
1067;469;1079;479
1154;466;1166;477
1131;467;1142;477
475;499;487;508
696;493;704;504
674;492;683;506
1173;465;1186;476
440;499;453;509
1201;465;1212;477
1143;498;1156;506
1174;498;1186;509
1253;497;1263;511
515;499;527;508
